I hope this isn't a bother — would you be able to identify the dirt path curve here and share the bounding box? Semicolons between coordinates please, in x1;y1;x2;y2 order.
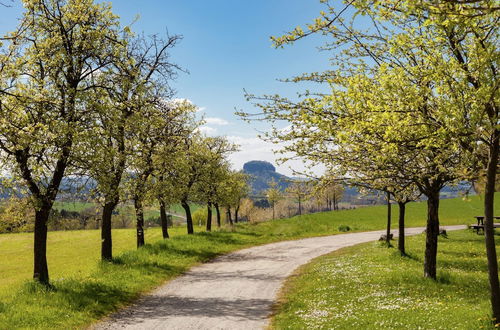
95;225;466;330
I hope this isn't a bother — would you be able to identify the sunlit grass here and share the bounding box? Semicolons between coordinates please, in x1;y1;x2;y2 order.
271;230;497;329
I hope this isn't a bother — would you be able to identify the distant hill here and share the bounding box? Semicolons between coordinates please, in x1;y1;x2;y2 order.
242;161;292;196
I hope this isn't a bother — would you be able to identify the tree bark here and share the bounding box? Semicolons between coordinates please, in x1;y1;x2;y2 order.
484;129;500;322
134;197;145;247
298;196;302;215
214;203;221;228
206;202;212;232
16;144;70;285
398;201;406;256
159;199;170;239
34;207;50;285
424;188;440;279
386;191;392;246
234;205;239;223
182;198;194;234
226;207;233;225
101;199;118;261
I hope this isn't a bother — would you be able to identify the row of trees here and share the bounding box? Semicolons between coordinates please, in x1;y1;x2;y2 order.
0;0;248;286
264;179;344;220
240;0;499;322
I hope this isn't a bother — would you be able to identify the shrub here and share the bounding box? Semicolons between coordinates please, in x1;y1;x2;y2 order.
338;225;351;232
192;208;207;226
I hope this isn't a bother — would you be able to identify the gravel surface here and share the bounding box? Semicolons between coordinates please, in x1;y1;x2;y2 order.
94;225;466;330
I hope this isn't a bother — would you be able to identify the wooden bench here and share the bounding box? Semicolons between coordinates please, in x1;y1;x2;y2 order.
470;216;500;234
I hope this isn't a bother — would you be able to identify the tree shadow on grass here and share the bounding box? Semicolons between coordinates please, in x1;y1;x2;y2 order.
109;254;187;275
396;251;420;261
56;280;136;318
138;244;221;262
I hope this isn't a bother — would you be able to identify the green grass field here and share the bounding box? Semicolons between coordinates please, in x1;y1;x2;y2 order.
53;201;201;217
271;230;498;329
0;194;495;328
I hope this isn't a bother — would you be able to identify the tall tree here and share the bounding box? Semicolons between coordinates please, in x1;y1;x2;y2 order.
79;33;181;260
0;0;121;285
129;100;195;247
152;99;198;238
353;0;500;319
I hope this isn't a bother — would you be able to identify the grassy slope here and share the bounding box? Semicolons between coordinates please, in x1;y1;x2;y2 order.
0;194;493;328
271;230;498;329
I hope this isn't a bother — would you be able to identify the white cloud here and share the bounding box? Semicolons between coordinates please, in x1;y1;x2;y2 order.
227;135;325;177
205;117;229;126
197;126;217;135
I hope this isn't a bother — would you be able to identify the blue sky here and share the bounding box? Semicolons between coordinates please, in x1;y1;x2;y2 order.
0;1;332;176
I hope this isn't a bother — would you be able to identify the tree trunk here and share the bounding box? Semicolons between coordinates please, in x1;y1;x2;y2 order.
159;199;170;239
272;203;275;220
33;207;50;285
101;199;118;261
424;188;440;279
234;205;239;223
386;191;391;246
214;203;221;228
484;129;500;322
398;201;406;256
298;196;302;215
206;202;212;232
182;198;194;234
134;197;145;248
226;207;233;225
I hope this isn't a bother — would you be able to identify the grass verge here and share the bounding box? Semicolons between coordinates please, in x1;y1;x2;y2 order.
271;230;498;329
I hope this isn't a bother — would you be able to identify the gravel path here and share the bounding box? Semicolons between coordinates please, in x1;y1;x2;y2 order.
94;225;466;330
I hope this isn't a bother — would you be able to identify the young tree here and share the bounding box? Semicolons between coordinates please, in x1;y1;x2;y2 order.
286;180;312;216
0;0;121;285
313;176;343;211
217;170;249;224
266;179;282;220
191;136;238;231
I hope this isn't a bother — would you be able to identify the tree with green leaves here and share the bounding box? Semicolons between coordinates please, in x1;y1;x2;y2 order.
78;33;181;260
152;100;198;238
217;170;249;224
286;180;312;216
313;175;343;212
0;0;121;285
128;100;195;246
266;179;282;220
168;135;234;234
238;0;481;283
194;136;238;230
